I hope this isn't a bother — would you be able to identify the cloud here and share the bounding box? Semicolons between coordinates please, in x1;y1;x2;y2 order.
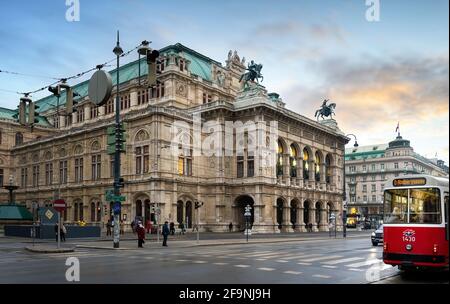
281;53;449;162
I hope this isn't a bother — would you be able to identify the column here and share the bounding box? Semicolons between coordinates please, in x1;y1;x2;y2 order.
309;208;318;232
283;203;293;232
309;159;315;188
283;153;290;185
297;207;305;232
320;162;327;190
84;104;91;121
296;155;303;187
130;89;138;108
320;208;328;231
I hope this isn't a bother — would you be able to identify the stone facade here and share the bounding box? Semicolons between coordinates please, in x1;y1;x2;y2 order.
0;43;348;233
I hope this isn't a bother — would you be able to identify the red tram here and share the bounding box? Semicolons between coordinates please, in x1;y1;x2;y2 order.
383;175;449;270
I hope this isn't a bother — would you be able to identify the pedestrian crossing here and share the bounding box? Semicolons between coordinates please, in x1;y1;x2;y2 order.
0;243;396;283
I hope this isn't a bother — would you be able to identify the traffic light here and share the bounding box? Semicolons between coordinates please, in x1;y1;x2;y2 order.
116;177;125;188
59;83;78;115
18;98;27;125
146;49;160;87
107;122;126;155
48;85;61;97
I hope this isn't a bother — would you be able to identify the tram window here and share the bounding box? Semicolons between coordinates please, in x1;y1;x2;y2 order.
384;189;408;223
409;188;441;224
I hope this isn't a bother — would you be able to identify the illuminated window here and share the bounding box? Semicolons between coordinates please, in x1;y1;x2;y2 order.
290;145;297;177
325;155;331;184
276;140;284;176
314;152;321;182
303;148;310;180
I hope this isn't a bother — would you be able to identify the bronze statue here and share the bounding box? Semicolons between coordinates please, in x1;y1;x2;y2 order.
315;99;336;120
239;60;263;89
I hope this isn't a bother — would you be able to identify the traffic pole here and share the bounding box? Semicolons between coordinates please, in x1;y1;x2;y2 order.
57;211;60;249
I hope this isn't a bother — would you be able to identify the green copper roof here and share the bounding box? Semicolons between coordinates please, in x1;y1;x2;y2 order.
1;43;217;123
345;144;387;160
161;43;216;81
0;204;33;220
35;43;215;113
36;58;148;113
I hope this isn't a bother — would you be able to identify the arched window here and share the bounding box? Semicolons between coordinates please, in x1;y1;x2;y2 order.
277;140;283;176
96;202;101;222
90;202;96;222
315;152;321;182
15;132;23;145
289;145;297;177
303;148;310;180
325;155;332;184
74;202;79;222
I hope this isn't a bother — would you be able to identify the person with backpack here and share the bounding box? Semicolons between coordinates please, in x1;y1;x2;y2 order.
162;221;170;247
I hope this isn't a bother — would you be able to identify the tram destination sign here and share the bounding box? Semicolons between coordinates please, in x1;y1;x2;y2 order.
393;177;426;187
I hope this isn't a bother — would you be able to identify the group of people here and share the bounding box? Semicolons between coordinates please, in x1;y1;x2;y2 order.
106;218;125;236
133;220;171;248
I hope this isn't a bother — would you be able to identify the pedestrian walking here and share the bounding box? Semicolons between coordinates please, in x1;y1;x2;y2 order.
145;219;152;234
136;221;146;248
54;223;59;242
61;223;67;242
106;218;112;236
179;222;185;235
228;222;233;232
162;221;170;246
120;219;125;235
170;222;175;235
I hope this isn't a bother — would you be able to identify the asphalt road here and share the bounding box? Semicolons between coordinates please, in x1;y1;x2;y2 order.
0;237;448;284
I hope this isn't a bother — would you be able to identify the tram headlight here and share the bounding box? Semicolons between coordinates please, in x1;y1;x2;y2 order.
406;244;412;251
433;244;438;253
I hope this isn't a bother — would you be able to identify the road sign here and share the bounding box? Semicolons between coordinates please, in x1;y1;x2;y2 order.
53;199;66;212
113;202;121;214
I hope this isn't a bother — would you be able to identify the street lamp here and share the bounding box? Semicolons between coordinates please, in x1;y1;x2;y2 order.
343;134;358;238
244;204;252;243
112;31;124;249
195;200;204;244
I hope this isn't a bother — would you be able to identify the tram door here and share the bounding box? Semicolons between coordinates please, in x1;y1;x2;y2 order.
445;193;449;241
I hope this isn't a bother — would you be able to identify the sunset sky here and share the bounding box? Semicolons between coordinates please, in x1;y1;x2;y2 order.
0;0;448;163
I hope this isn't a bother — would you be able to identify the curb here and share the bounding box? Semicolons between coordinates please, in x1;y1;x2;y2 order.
25;246;75;253
74;234;368;250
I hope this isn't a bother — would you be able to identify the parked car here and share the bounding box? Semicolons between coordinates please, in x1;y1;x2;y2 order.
371;224;383;246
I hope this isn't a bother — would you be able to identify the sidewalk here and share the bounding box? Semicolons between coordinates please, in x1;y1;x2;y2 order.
1;230;371;250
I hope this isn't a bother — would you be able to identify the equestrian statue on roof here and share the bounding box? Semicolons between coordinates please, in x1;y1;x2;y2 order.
315;99;336;120
239;60;263;90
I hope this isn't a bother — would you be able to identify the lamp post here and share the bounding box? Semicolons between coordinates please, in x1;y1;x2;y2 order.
112;31;123;249
244;204;252;243
343;134;358;238
195;200;204;244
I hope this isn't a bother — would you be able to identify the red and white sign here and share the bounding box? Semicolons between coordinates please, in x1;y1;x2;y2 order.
53;199;66;212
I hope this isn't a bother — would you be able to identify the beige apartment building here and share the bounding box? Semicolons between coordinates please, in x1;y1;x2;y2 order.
345;134;449;226
0;43;349;233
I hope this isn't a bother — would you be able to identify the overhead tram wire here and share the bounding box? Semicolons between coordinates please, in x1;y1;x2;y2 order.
0;69;61;80
0;42;143;97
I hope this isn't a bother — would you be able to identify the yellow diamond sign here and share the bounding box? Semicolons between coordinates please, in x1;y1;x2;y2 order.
45;210;54;220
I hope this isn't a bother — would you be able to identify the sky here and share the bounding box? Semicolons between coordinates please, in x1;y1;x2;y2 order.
0;0;448;163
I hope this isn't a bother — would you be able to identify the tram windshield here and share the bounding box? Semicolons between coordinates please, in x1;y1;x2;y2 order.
384;188;441;224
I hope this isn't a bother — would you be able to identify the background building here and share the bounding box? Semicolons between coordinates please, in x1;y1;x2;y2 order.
0;43;348;233
344;134;448;227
